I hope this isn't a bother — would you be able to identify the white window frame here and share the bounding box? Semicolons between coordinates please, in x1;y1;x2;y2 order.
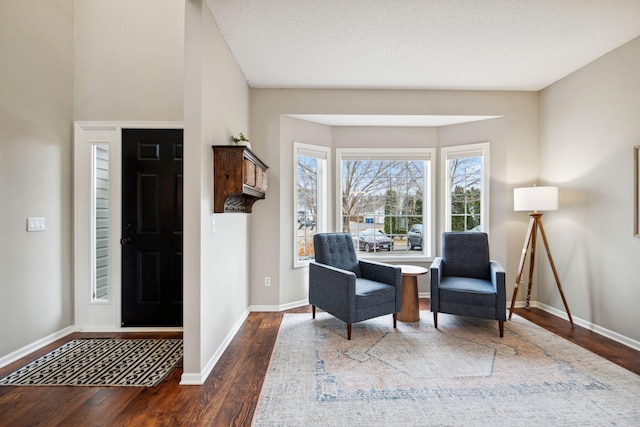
441;142;490;234
336;147;436;262
293;142;330;268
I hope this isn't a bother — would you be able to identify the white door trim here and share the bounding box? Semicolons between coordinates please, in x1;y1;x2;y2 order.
73;121;183;332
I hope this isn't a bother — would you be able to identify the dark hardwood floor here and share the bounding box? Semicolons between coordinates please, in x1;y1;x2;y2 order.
0;301;638;426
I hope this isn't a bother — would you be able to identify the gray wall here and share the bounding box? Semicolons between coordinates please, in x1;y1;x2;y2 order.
73;0;184;121
183;0;251;381
0;0;74;359
539;36;640;343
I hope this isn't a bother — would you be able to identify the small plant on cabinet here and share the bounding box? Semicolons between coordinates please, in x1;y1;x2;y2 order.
230;132;249;144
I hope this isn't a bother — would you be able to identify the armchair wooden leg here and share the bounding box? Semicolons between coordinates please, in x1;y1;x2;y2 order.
347;324;352;340
433;312;438;329
499;320;504;337
312;305;316;319
393;313;397;329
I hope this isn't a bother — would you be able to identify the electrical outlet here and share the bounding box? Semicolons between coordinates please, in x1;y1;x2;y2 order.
264;276;271;287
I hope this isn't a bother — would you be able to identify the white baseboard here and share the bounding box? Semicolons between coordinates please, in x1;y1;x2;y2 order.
251;299;309;312
0;326;75;369
179;372;205;386
180;308;251;386
530;301;640;352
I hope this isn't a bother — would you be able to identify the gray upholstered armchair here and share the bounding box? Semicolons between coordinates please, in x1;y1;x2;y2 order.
430;232;506;337
309;233;402;340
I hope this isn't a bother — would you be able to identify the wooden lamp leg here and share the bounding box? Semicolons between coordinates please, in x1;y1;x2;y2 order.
524;215;539;310
509;215;536;319
536;218;574;326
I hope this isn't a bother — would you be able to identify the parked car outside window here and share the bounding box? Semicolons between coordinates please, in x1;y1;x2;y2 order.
407;224;423;250
352;229;394;252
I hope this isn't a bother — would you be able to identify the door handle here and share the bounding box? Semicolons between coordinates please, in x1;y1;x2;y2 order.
120;237;133;245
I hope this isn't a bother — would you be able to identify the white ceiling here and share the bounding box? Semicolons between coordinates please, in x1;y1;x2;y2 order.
206;0;640;91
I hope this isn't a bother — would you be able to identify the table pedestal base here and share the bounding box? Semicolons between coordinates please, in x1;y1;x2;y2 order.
397;265;427;322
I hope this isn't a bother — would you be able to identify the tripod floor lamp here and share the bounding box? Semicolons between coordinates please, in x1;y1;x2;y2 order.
508;186;573;326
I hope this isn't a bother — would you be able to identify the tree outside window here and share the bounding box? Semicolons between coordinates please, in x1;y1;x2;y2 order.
449;157;482;231
294;143;329;267
297;156;318;261
442;143;489;234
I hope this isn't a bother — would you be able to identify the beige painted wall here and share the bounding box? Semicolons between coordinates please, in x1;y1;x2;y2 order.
539;36;640;343
0;0;74;359
183;0;251;381
249;89;539;312
275;116;334;307
74;0;184;121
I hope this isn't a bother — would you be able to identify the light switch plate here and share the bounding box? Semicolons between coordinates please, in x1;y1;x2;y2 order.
27;217;46;232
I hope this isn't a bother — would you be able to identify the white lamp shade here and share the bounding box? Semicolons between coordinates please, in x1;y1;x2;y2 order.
514;186;558;211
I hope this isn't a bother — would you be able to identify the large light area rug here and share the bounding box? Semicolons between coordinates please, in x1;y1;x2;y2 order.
252;312;640;426
0;339;182;387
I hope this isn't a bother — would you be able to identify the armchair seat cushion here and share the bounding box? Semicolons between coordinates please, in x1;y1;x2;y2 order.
440;277;496;307
355;279;395;308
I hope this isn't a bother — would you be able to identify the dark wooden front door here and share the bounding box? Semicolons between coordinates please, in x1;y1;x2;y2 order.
121;129;183;327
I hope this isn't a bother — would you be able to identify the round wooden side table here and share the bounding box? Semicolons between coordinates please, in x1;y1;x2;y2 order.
397;264;428;322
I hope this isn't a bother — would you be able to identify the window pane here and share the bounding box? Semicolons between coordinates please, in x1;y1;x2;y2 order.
295;144;330;267
297;155;317;262
341;158;426;256
446;151;484;232
92;144;109;302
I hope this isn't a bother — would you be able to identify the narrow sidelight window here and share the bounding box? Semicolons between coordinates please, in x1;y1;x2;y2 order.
92;143;110;302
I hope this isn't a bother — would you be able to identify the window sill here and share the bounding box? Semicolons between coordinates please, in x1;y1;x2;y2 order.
355;253;433;264
295;254;433;268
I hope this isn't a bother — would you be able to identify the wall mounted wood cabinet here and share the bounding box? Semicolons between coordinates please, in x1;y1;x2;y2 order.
212;145;268;213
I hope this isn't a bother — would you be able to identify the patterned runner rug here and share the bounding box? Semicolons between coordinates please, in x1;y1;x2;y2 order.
252;312;640;426
0;338;182;387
